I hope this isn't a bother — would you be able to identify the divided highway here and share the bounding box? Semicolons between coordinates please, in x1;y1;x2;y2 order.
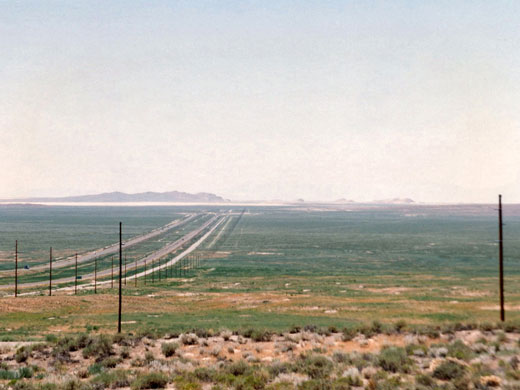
0;214;199;274
0;213;227;290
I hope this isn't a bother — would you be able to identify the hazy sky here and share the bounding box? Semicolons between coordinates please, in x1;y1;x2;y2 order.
2;1;520;202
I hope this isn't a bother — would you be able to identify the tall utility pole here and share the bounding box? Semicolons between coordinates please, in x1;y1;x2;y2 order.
49;247;53;296
118;222;122;333
75;253;78;295
498;194;505;322
94;258;97;294
14;240;18;297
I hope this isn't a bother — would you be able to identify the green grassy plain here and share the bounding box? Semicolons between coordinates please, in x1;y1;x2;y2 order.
1;204;520;340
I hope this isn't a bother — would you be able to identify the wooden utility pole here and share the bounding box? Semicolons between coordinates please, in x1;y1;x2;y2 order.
49;247;52;296
14;240;18;297
499;194;505;321
118;222;122;333
75;253;78;295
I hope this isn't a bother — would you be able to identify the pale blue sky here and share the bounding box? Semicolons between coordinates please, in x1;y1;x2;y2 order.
1;1;520;202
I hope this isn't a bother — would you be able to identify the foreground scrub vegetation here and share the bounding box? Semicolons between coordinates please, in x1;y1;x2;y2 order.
2;322;520;390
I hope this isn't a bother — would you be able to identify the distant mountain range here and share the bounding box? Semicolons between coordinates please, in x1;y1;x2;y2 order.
1;192;416;205
3;191;229;203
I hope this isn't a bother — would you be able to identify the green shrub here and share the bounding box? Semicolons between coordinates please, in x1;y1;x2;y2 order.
82;335;114;360
341;373;361;387
18;367;34;379
45;334;58;343
268;362;295;378
131;372;169;390
60;379;87;390
304;325;318;333
101;356;120;368
12;381;37;390
405;343;427;356
112;333;136;346
371;376;402;390
175;379;202;390
394;320;407;333
226;360;251;376
298;379;331;390
359;326;375;339
76;334;92;349
39;383;58;390
0;369;17;380
145;351;155;363
415;374;434;386
234;372;268;390
193;367;218;382
298;355;333;379
193;328;213;338
161;342;179;357
15;346;31;363
371;321;383;334
180;334;199;345
54;335;84;354
91;369;130;389
88;363;104;375
289;326;301;334
251;330;271;342
496;331;508;343
266;383;295;390
447;340;474;361
432;360;466;380
377;347;409;373
332;352;349;363
317;328;331;337
331;378;351;390
341;328;357;342
417;326;440;339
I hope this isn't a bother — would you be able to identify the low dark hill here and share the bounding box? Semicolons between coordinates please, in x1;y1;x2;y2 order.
4;191;228;203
